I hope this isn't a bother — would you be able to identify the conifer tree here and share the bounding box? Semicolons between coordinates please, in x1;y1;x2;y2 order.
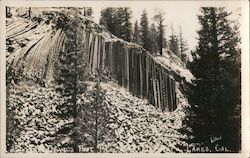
54;10;89;152
133;20;142;45
149;23;158;55
153;10;166;55
100;7;116;34
100;7;132;42
140;10;150;51
168;24;179;56
187;7;241;152
116;7;132;42
179;26;189;63
75;71;112;153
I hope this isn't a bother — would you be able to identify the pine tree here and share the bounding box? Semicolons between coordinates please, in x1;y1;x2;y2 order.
179;26;189;63
100;7;132;42
54;9;88;152
140;10;150;51
168;24;179;56
116;7;132;42
153;10;166;55
100;7;116;34
133;20;142;45
187;7;241;152
149;23;158;55
75;71;112;153
124;8;133;41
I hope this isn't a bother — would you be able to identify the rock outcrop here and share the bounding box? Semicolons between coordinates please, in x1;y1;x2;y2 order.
6;8;192;112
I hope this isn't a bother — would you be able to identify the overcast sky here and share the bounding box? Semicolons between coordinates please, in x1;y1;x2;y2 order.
82;1;244;50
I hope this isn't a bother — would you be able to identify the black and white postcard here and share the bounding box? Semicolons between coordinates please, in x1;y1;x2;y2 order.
0;0;249;157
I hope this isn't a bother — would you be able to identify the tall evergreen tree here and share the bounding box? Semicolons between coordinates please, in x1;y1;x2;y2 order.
149;23;158;55
179;26;189;63
100;7;116;34
100;7;132;42
187;7;241;152
116;7;132;42
124;8;133;42
133;20;142;45
154;11;166;55
140;10;150;51
153;10;166;55
76;76;112;153
54;10;89;152
168;24;179;56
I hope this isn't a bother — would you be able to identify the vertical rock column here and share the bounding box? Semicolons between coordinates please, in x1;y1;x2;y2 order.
83;26;178;112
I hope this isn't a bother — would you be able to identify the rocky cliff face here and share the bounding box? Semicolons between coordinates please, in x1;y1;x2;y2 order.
7;8;192;112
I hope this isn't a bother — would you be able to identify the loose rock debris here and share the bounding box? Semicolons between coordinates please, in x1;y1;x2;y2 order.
7;81;189;153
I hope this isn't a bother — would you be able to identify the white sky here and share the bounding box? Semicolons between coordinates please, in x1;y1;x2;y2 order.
83;1;245;50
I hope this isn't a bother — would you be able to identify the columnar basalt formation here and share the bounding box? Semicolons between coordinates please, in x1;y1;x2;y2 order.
85;32;177;111
6;10;183;112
